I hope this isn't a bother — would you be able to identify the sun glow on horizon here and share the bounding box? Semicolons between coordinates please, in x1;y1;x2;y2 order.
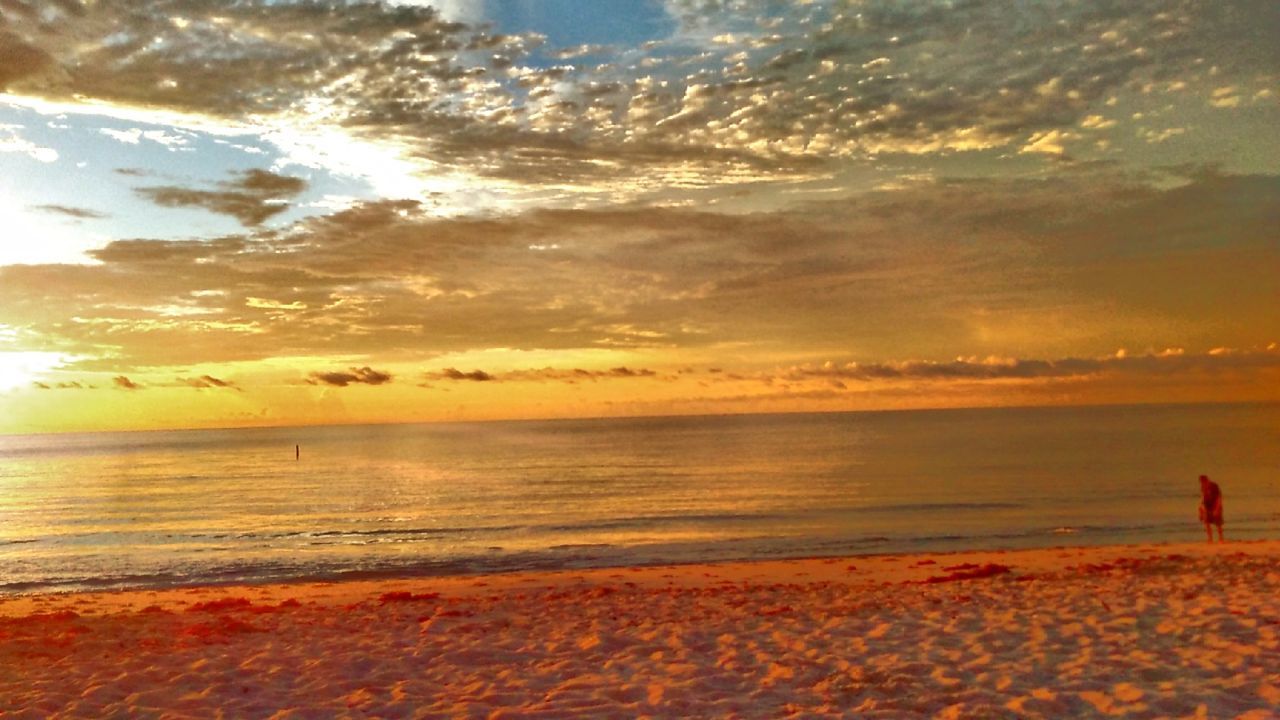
0;350;78;393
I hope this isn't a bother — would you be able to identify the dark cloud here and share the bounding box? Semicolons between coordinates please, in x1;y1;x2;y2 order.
601;367;656;378
0;28;55;89
518;366;660;381
781;348;1280;384
307;367;393;387
179;375;239;390
137;169;307;226
31;204;109;220
32;381;89;390
424;366;660;384
113;375;141;390
430;368;495;382
87;236;248;265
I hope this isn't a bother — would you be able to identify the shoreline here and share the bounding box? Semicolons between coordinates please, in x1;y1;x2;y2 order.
3;540;1277;717
7;529;1274;600
3;537;1274;613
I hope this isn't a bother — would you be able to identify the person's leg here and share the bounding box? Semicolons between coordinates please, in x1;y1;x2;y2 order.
1205;522;1214;542
1216;523;1225;542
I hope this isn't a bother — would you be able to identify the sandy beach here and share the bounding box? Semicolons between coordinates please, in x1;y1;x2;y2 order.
1;541;1277;718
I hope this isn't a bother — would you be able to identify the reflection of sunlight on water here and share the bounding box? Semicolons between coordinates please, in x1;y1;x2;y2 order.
1;404;1279;592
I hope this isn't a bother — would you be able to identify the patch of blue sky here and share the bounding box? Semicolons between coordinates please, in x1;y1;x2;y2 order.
0;104;366;244
483;0;675;64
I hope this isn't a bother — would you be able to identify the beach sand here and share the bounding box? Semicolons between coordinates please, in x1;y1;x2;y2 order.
1;541;1277;718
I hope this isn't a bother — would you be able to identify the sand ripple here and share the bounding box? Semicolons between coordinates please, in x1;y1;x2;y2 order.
1;542;1277;718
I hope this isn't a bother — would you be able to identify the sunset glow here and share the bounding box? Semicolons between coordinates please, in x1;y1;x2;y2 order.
1;0;1277;433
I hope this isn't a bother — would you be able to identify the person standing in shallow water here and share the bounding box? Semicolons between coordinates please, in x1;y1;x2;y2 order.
1199;474;1224;543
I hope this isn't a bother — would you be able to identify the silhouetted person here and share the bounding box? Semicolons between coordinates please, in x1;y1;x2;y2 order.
1199;474;1224;543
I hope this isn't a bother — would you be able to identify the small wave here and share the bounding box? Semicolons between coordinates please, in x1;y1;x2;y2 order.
544;512;784;533
0;570;192;594
308;525;522;539
549;543;615;551
208;525;526;542
869;502;1026;513
2;539;38;546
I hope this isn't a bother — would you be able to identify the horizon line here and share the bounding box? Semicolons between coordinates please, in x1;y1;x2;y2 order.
4;397;1276;440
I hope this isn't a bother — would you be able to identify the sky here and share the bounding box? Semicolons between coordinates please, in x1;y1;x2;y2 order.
0;0;1277;433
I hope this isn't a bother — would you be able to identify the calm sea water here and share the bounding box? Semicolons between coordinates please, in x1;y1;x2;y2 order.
1;403;1277;594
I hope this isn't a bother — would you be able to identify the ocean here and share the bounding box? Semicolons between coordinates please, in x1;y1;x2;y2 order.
1;402;1277;594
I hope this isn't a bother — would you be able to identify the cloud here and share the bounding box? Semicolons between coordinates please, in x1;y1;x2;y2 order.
246;297;307;311
0;125;57;162
1080;115;1117;130
113;375;142;390
531;366;662;381
0;169;1275;371
1140;127;1187;143
179;375;239;390
307;367;393;387
429;368;495;382
1209;86;1242;108
0;28;55;88
2;0;1274;194
424;366;660;383
1;2;470;115
781;347;1280;384
137;169;307;226
99;127;191;148
1020;130;1079;156
100;128;142;144
32;381;89;390
31;204;109;220
597;367;657;378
